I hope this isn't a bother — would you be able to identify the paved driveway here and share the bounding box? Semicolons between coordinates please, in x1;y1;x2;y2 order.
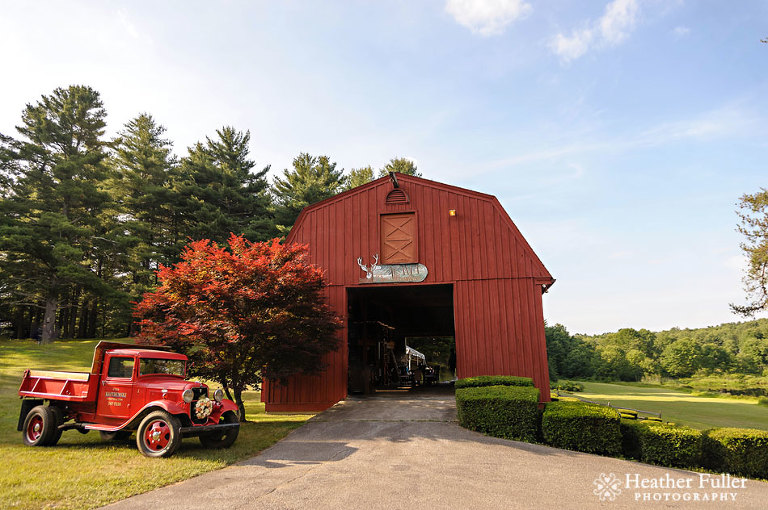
104;387;768;509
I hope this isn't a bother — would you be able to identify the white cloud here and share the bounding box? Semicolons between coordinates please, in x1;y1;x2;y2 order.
445;0;532;37
484;103;758;170
550;0;639;62
636;104;758;144
599;0;639;44
550;28;594;61
673;26;691;38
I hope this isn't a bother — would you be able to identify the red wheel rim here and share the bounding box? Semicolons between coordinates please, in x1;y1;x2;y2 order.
144;420;171;451
27;414;44;442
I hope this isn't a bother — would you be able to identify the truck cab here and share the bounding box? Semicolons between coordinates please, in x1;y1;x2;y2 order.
97;348;187;423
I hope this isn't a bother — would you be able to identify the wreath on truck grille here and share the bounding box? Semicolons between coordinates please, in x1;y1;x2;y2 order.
195;397;213;419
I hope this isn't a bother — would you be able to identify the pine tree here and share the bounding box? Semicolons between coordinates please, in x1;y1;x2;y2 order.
379;157;421;177
177;127;273;244
732;188;768;316
0;85;117;342
272;152;345;231
344;165;375;190
111;113;179;301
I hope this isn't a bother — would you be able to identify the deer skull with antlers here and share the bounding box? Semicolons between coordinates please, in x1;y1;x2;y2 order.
357;254;380;279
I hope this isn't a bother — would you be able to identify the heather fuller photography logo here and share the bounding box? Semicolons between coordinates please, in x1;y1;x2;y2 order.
593;472;748;503
593;473;622;501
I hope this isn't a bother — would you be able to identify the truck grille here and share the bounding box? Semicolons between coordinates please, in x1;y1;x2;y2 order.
190;387;209;424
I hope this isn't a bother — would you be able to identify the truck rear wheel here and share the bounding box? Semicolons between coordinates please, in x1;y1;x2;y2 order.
22;405;57;446
136;410;181;458
199;411;239;449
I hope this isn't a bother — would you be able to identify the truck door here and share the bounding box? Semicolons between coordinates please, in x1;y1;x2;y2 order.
97;355;135;420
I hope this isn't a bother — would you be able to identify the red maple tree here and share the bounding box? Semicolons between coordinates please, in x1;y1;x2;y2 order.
133;234;341;419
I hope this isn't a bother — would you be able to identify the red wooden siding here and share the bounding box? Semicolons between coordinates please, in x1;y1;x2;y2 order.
262;174;554;411
454;279;550;397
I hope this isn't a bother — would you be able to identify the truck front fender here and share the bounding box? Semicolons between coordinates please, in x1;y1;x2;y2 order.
137;399;188;417
126;400;190;429
220;399;239;415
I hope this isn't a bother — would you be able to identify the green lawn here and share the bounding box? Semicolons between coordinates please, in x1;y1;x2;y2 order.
570;381;768;431
0;338;313;510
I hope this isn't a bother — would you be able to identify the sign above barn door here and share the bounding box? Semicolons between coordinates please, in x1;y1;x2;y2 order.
357;255;428;284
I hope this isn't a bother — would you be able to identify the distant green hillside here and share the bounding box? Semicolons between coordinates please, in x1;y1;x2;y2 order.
546;319;768;395
574;381;768;431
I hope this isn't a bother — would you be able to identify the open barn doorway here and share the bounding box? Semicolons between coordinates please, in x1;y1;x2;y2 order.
347;284;456;395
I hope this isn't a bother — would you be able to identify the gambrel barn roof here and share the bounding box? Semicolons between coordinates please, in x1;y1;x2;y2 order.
287;173;554;289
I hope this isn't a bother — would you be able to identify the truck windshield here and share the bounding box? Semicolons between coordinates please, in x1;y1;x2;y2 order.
139;358;185;377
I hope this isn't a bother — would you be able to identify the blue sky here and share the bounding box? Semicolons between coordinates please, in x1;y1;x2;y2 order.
1;0;766;334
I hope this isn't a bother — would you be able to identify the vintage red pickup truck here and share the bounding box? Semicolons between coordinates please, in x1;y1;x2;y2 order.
17;341;240;457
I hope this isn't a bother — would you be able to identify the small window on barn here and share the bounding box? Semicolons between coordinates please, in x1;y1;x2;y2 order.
386;188;409;204
381;213;417;264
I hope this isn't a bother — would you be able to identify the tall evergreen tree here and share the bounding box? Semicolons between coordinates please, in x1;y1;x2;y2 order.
343;158;423;191
272;152;345;231
732;188;768;316
111;113;179;300
178;127;273;244
344;165;375;190
379;157;421;177
0;85;117;342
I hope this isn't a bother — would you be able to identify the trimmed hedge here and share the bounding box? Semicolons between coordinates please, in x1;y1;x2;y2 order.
542;401;621;455
619;419;645;460
455;388;768;480
455;375;534;389
554;380;584;392
456;385;540;442
702;428;768;479
635;422;703;469
622;421;768;476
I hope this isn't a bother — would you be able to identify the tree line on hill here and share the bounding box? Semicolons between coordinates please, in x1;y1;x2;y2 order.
546;319;768;382
0;85;421;342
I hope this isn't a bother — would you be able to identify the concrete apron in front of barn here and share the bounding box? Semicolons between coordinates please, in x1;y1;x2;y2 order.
102;387;768;510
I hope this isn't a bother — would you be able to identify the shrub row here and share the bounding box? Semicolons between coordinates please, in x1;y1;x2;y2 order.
456;384;540;442
553;380;584;392
542;401;621;455
620;421;768;478
626;422;702;468
702;428;768;479
455;378;768;479
454;375;534;390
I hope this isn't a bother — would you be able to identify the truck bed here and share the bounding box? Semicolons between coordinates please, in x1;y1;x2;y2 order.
18;369;92;402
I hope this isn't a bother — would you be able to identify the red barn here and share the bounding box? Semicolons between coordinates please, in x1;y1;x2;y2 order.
263;173;555;411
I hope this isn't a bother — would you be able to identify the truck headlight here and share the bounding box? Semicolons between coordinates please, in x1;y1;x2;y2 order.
213;389;224;402
182;389;194;403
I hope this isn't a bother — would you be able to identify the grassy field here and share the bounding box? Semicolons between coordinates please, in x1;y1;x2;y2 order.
570;381;768;431
0;338;314;510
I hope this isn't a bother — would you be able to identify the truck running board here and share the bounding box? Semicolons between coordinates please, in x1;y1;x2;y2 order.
180;422;239;437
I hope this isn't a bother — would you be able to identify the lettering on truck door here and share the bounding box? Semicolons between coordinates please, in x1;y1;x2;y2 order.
97;355;135;420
